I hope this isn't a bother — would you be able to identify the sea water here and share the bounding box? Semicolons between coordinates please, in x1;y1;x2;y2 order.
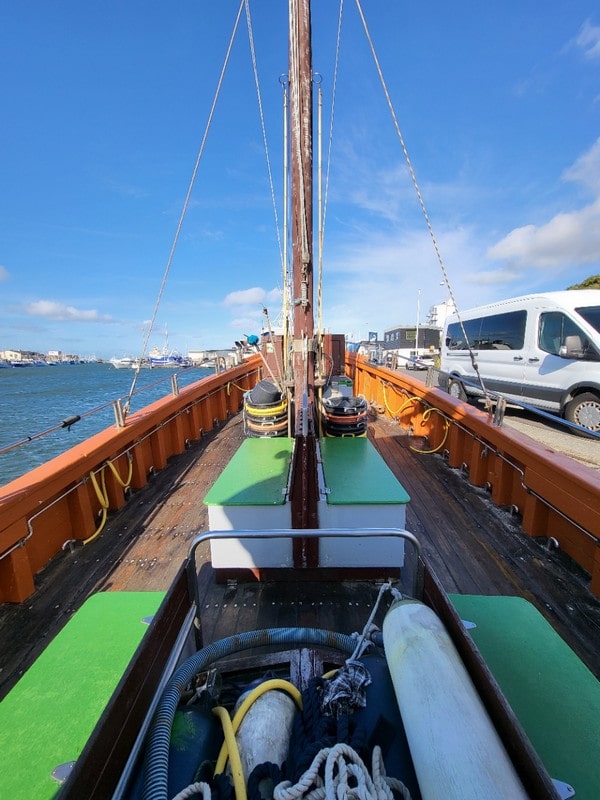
0;363;213;487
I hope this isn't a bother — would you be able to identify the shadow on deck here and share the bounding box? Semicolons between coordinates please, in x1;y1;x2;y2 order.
1;412;598;701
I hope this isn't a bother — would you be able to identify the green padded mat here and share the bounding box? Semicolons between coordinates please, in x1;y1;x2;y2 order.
0;591;165;800
204;437;293;506
320;437;410;505
450;594;599;800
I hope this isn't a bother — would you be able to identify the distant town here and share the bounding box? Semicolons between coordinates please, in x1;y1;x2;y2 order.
0;299;457;369
0;348;238;368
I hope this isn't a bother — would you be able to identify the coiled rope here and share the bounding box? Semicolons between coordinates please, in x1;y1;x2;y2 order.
274;742;411;800
171;782;212;800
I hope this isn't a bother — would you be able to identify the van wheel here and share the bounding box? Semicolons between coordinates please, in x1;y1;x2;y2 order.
565;393;600;435
448;378;467;402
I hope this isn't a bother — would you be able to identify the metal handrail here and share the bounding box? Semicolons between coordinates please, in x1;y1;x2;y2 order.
186;527;423;625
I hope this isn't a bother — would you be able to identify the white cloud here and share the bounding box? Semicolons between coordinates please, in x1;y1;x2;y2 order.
488;139;600;268
223;286;284;338
488;200;600;268
574;20;600;61
0;265;8;281
25;300;113;322
230;316;263;332
224;287;268;306
563;136;600;192
319;225;504;336
466;268;522;286
223;286;282;308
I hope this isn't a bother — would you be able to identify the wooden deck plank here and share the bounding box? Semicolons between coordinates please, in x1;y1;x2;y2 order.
368;415;600;677
0;416;243;699
1;411;598;704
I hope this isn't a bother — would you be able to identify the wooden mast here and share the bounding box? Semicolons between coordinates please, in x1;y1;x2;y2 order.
289;0;319;547
289;0;314;424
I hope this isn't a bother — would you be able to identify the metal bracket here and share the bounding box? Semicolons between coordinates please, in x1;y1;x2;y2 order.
493;396;507;426
292;337;316;353
52;762;75;784
552;778;575;799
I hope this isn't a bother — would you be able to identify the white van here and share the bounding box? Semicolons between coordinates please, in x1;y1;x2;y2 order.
439;290;600;432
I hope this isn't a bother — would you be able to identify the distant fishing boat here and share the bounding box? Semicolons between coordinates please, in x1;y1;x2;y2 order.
148;347;185;368
148;328;189;368
109;355;136;369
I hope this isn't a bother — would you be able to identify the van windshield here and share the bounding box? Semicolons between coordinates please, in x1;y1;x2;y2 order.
576;306;600;335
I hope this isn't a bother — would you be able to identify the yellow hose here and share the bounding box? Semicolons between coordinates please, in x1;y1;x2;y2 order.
401;403;450;455
82;468;109;545
381;381;410;417
104;454;133;488
214;679;302;777
409;406;450;454
391;396;450;455
82;456;133;545
227;380;251;395
212;706;247;800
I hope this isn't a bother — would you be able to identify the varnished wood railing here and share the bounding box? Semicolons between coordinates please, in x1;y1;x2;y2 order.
2;352;598;603
347;354;600;597
0;358;261;602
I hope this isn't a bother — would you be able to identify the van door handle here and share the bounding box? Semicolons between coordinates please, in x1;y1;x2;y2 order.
513;356;524;361
528;357;540;363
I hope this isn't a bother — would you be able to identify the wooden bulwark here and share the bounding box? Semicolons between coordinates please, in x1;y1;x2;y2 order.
347;354;600;597
1;351;599;604
0;359;261;603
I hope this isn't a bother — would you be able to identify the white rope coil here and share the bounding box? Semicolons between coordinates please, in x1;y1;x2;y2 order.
273;743;411;800
171;780;212;800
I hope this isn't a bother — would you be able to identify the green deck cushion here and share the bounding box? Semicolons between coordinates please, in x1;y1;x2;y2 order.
204;437;293;506
450;594;599;800
320;437;410;505
0;591;165;800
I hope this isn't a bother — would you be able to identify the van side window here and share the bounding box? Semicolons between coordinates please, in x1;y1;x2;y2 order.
446;310;526;351
539;311;600;361
575;305;600;335
539;312;565;355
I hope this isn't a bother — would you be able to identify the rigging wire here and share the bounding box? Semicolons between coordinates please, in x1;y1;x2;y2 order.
316;0;343;379
353;0;489;402
244;0;285;272
316;77;324;373
321;0;344;243
124;0;246;414
281;78;293;385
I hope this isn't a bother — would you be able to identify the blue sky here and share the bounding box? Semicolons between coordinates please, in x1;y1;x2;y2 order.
1;1;599;358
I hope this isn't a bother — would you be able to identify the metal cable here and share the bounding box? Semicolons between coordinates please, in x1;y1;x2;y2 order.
244;0;285;271
125;0;246;412
353;0;489;400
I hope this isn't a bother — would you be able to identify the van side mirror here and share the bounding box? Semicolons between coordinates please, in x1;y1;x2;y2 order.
559;335;583;358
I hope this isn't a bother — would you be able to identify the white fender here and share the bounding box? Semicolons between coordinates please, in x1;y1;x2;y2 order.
233;689;296;783
383;599;528;800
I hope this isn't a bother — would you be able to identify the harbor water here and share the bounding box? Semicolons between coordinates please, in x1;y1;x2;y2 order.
0;363;213;487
